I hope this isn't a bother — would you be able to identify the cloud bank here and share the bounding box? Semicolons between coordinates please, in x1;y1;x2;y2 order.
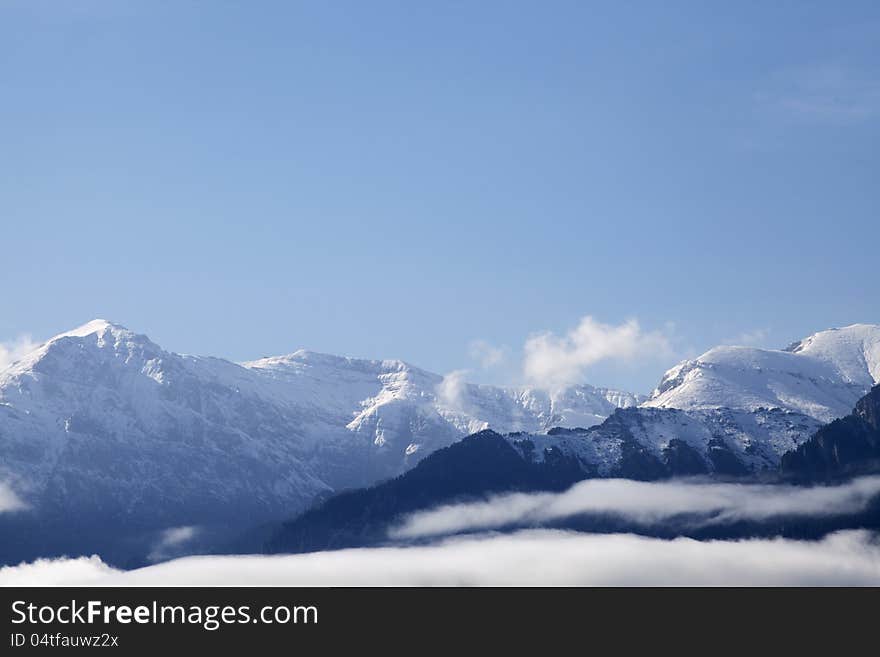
391;476;880;539
3;530;880;586
523;317;673;388
0;555;117;586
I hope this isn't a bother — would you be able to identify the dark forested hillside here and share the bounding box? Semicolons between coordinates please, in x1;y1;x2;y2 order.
781;385;880;479
265;430;588;553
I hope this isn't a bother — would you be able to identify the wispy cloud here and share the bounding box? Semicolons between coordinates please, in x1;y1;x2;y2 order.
468;339;506;369
0;483;27;514
391;476;880;539
722;328;771;347
147;526;200;563
523;317;674;388
0;334;40;371
4;530;880;586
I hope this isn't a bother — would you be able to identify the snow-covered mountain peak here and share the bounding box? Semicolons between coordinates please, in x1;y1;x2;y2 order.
783;324;880;386
0;319;162;383
645;324;880;422
54;318;124;339
38;318;156;355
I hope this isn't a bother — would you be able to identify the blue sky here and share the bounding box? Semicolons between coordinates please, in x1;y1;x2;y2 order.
2;1;878;393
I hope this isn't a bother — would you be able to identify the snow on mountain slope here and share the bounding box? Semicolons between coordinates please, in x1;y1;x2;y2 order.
644;325;880;423
241;350;640;461
0;321;331;524
508;325;880;479
0;320;637;535
504;405;823;480
785;324;880;386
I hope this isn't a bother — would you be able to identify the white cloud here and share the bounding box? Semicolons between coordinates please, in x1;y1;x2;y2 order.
436;369;471;411
0;483;27;513
391;476;880;539
468;339;506;369
3;530;880;586
0;555;116;586
159;526;199;547
523;317;674;388
148;526;200;563
0;334;40;371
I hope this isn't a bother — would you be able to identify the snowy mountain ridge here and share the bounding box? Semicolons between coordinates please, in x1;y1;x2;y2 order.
242;348;642;439
644;324;880;423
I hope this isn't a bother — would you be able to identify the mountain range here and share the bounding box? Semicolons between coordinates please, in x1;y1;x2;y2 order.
268;383;880;554
1;319;878;564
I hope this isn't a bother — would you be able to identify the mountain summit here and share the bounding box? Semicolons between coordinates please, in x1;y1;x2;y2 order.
644;324;880;423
